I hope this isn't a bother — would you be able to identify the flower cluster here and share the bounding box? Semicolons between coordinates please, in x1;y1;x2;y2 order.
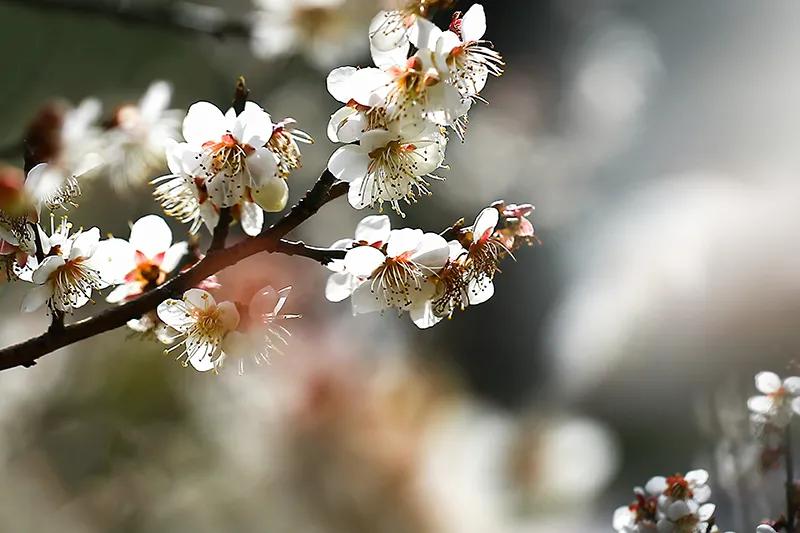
326;3;503;215
157;285;298;373
613;470;730;533
152;100;311;236
326;201;533;328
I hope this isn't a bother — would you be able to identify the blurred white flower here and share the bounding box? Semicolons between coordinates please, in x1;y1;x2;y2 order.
21;224;115;313
251;0;374;69
103;214;188;303
102;81;183;190
655;498;716;533
219;285;300;374
157;288;240;371
747;370;800;429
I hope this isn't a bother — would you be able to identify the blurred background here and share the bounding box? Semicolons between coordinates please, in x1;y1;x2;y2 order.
1;0;800;531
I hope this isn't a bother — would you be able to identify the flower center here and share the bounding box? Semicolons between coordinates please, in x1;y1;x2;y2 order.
199;133;255;181
369;254;423;308
665;475;693;500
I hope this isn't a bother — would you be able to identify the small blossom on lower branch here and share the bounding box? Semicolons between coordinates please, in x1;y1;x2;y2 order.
613;469;733;533
157;286;298;373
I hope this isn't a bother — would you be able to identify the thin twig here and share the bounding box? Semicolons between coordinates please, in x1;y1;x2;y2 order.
0;0;252;39
0;171;346;371
787;425;796;533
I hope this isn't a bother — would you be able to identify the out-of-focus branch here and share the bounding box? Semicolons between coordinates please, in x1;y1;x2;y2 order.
0;170;347;372
0;0;252;39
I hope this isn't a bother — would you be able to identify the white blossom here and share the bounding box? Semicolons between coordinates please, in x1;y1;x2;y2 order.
157;288;240;371
21;224;115;313
747;370;800;428
343;228;449;324
174;100;282;210
328;121;446;215
325;214;391;302
219;285;300;374
103;81;183;190
103;215;188;303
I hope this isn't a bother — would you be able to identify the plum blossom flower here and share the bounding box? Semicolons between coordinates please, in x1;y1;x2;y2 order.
267;118;313;179
157;288;240;371
328;122;447;215
613;487;659;533
21;224;114;313
465;206;508;281
174;100;282;211
325;214;391;302
422;4;504;99
219;285;300;374
102;81;183;190
368;1;447;60
747;371;800;428
343;228;449;321
655;498;716;533
103;215;188;303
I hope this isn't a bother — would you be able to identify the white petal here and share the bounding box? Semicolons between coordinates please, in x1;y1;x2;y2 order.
757;526;778;533
326;272;358;302
349;68;392;107
645;476;667;496
327;66;358;103
409;16;441;50
69;227;101;259
237;102;273;147
185;288;216;311
327;106;363;143
747;395;773;414
666;500;691;521
784;377;800;395
188;344;218;372
24;162;62;204
344;245;385;277
460;3;487;42
410;232;449;270
182;101;226;145
792;397;800;416
386;228;423;258
696;503;715;521
90;238;135;284
371;42;409;70
468;277;494;305
347;177;371;209
32;255;65;284
756;371;782;394
692;484;711;504
106;283;138;304
359;128;394;153
139;80;171;121
240;201;264;236
350;282;384;315
328;145;369;183
369;10;409;52
216;301;240;331
130;215;172;258
157;298;192;330
21;284;52;312
684;469;709;487
473;207;499;242
161;242;189;273
410;301;442;329
354;215;391;244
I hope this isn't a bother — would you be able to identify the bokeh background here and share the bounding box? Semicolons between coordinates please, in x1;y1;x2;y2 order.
1;0;799;531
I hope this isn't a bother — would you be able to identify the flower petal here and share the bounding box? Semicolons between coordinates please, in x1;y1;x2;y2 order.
327;66;358;103
328;145;369;183
644;476;667;496
756;371;782;394
32;255;65;284
252;176;288;213
240;201;264;236
21;284;52;312
326;272;358;303
386;228;423;258
410;232;449;270
216;301;240;332
473;207;499;243
460;3;487;42
182;101;226;145
350;282;384;315
161;242;189;273
467;277;494;305
69;227;101;259
130;215;172;259
185;288;216;311
354;215;391;244
344;245;386;277
747;395;772;414
157;298;192;331
410;300;442;329
784;377;800;395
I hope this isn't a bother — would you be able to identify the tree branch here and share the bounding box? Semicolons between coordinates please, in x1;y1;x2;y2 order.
0;170;347;372
1;0;252;39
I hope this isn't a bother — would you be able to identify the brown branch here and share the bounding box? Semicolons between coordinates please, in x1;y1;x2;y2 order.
0;171;347;372
0;0;252;39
